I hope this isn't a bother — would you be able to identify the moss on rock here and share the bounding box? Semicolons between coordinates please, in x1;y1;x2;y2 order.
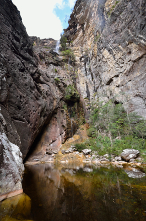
65;85;80;102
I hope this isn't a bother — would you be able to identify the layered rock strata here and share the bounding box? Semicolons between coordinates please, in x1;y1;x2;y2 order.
65;0;146;119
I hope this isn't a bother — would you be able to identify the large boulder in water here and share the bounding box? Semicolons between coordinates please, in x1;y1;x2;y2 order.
121;149;140;162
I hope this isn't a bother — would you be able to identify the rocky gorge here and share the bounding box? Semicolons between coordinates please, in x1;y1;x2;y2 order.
0;0;146;203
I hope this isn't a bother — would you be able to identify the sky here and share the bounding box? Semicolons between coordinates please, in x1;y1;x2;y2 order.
12;0;76;40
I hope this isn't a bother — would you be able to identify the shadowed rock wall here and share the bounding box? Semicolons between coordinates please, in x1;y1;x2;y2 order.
0;0;81;199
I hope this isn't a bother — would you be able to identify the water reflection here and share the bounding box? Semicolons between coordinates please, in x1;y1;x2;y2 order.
124;167;146;178
23;164;146;221
0;193;32;221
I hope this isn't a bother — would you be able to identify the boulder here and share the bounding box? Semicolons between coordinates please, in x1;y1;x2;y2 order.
121;149;140;162
82;149;91;155
46;149;53;155
83;167;93;172
115;156;122;161
61;149;65;154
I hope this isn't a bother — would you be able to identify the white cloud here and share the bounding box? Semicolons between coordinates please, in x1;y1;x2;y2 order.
68;0;76;8
12;0;65;40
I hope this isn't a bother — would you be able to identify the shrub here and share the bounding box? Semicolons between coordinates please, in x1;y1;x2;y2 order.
65;85;80;102
86;99;146;156
62;49;75;62
60;34;67;51
74;143;85;152
94;34;100;43
54;77;60;83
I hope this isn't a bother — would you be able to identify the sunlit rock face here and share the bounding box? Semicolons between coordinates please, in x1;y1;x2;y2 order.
65;0;146;119
0;132;24;201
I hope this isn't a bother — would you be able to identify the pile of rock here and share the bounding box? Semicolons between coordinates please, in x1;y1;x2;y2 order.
60;147;143;165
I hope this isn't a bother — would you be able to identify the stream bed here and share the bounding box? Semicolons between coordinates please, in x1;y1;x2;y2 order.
22;163;146;221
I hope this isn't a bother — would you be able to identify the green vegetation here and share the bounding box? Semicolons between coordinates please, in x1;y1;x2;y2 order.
65;85;80;102
75;70;78;78
74;143;85;152
60;33;75;63
63;103;67;111
94;34;100;43
75;100;146;158
112;1;119;9
60;33;67;51
44;46;51;49
78;111;86;126
107;1;119;17
55;68;57;73
61;48;76;63
54;77;60;83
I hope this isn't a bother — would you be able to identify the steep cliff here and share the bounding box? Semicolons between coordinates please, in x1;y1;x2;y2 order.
65;0;146;119
0;0;81;200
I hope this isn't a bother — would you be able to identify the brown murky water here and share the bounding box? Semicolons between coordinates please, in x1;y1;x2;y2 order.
1;164;146;221
23;164;146;221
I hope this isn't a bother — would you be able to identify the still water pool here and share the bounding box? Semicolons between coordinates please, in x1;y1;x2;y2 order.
1;164;146;221
22;164;146;221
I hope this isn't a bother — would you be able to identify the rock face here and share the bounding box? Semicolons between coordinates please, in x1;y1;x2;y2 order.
0;133;24;201
65;0;146;119
0;0;82;199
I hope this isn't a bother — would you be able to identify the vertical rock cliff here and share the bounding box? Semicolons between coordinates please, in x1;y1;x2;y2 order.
65;0;146;119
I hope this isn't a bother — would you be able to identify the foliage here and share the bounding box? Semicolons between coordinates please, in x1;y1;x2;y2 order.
78;112;86;126
107;1;119;17
112;1;119;9
89;100;146;139
75;143;86;152
85;99;146;156
60;33;67;51
63;103;67;111
55;68;57;73
54;77;60;83
62;49;75;62
65;85;80;102
44;46;51;49
94;34;100;43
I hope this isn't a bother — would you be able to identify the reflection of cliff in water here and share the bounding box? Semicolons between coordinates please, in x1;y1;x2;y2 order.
22;164;146;221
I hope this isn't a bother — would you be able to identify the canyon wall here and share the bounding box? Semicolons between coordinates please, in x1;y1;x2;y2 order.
65;0;146;119
0;0;81;200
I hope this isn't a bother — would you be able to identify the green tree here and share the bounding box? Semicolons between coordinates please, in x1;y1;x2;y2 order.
60;34;67;51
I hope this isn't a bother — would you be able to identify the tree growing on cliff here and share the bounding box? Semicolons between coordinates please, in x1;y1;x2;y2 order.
60;33;67;51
